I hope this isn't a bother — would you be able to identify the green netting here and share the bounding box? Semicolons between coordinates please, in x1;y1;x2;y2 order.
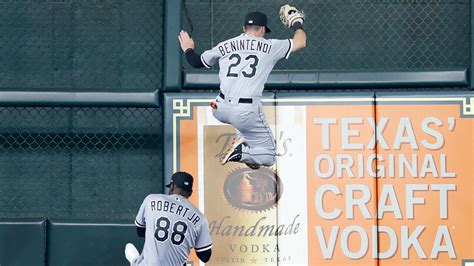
0;107;163;220
0;0;164;90
182;0;469;70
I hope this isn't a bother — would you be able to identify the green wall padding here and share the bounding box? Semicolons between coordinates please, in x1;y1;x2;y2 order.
47;220;144;266
0;218;46;266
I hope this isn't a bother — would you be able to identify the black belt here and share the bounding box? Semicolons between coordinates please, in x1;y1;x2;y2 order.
219;92;253;104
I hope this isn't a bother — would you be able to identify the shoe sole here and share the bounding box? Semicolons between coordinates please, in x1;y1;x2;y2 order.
219;138;240;165
125;243;139;263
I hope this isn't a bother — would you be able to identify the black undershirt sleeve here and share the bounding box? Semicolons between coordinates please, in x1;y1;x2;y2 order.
136;226;145;238
196;249;212;263
185;48;205;68
291;21;303;31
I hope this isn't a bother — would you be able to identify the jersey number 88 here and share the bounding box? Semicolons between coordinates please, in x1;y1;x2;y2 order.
154;217;188;245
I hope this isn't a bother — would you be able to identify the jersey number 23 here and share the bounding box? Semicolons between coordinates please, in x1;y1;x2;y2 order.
226;54;259;78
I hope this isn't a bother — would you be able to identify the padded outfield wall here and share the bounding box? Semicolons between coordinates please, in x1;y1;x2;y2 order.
1;0;473;265
164;91;474;265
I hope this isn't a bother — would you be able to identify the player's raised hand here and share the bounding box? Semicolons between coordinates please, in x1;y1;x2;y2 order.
178;30;195;52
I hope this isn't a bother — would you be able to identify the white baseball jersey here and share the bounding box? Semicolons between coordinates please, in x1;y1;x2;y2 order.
201;34;293;98
134;194;212;266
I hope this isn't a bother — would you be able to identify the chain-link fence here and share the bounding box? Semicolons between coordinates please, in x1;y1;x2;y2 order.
0;0;469;222
0;0;165;221
0;107;163;220
182;0;469;70
0;0;163;90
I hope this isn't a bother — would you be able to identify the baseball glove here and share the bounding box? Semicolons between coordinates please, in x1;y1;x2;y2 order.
279;4;305;28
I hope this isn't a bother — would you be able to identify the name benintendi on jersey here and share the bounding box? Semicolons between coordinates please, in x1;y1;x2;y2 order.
150;199;201;226
217;39;272;56
202;34;292;97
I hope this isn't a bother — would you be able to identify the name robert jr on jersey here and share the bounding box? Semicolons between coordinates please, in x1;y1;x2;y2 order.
150;200;201;226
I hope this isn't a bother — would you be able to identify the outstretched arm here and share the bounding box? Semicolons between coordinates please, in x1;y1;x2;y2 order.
178;30;205;68
291;20;306;52
178;30;195;52
279;5;307;52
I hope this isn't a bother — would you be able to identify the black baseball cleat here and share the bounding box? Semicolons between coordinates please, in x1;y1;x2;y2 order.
245;163;261;170
220;138;242;165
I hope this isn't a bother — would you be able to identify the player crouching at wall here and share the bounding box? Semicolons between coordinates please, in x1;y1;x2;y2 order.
178;5;307;170
125;172;212;265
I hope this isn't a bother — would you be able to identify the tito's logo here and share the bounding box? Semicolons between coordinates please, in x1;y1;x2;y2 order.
223;167;282;212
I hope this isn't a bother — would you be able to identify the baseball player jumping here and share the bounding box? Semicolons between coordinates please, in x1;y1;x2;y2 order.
178;6;306;169
124;172;212;265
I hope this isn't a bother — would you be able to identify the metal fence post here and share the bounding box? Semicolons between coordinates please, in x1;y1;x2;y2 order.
163;0;183;92
471;0;474;89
